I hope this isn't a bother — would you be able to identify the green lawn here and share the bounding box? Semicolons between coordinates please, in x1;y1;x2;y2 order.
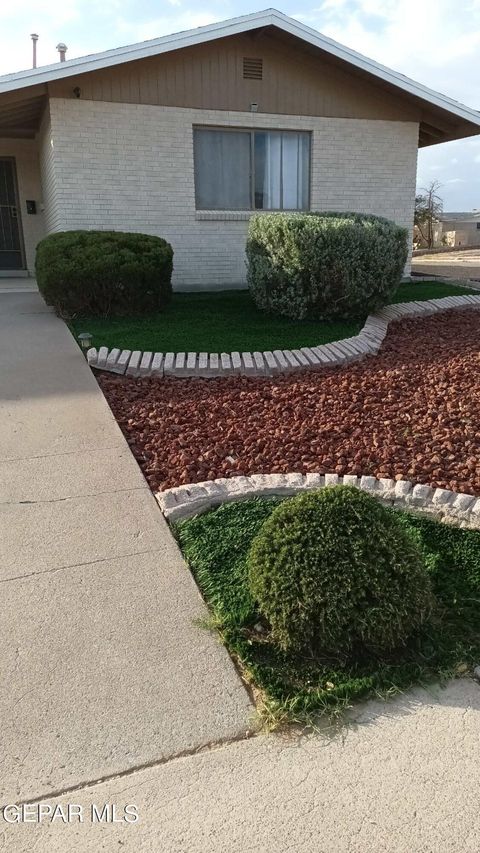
391;280;476;303
70;280;477;354
174;497;480;726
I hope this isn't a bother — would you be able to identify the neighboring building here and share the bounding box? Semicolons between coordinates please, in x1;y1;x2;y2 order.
414;212;480;249
1;9;480;288
440;212;480;247
413;220;443;249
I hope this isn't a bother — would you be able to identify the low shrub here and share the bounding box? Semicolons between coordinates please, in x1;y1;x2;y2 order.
246;211;408;320
176;496;480;722
247;486;434;655
36;230;173;318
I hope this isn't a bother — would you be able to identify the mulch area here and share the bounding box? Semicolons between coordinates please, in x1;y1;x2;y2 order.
98;310;480;495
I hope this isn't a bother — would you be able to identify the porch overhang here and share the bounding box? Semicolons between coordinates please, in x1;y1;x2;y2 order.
0;86;47;138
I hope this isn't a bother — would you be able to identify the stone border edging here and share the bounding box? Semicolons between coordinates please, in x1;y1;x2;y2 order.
156;471;480;528
86;294;480;379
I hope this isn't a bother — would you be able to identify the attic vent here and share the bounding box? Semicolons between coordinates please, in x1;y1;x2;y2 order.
243;57;263;80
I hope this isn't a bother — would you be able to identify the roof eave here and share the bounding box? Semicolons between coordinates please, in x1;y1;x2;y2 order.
0;10;277;92
0;7;479;136
419;120;480;147
269;11;480;129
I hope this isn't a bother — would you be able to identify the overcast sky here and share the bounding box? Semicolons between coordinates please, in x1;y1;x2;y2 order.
1;0;479;211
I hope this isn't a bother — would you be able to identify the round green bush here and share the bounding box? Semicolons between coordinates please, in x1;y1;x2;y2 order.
247;487;434;655
246;211;408;321
36;230;173;318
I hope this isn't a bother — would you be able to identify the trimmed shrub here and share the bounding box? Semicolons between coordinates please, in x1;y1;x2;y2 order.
36;230;173;318
246;212;408;320
247;487;434;655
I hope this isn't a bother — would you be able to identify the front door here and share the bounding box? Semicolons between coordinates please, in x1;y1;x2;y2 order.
0;158;24;270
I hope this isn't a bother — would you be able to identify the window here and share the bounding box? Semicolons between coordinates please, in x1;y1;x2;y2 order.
476;222;480;230
193;128;310;211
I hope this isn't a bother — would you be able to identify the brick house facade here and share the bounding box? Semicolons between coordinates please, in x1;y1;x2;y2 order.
1;10;479;288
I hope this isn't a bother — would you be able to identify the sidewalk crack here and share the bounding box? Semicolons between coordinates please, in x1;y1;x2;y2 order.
14;730;256;806
0;485;148;506
0;548;162;584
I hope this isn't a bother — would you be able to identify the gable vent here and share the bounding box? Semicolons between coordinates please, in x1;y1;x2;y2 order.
243;57;263;80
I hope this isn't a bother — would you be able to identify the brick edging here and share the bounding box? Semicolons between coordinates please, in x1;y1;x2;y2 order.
156;471;480;528
86;294;480;379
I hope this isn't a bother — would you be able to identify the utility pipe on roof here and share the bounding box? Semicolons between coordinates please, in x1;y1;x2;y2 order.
56;42;67;62
30;34;38;69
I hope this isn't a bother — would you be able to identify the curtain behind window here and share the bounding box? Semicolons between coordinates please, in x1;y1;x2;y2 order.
194;129;251;209
255;132;281;209
255;131;309;210
282;133;309;209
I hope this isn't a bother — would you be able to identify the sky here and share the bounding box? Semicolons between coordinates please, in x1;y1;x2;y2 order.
1;0;479;211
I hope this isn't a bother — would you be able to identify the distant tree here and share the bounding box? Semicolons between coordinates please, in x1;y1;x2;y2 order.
415;180;443;248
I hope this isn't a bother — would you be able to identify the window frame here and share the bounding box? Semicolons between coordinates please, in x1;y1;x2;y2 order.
193;125;312;213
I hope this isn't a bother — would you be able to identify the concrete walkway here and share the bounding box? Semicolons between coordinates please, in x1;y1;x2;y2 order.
5;680;480;852
0;276;38;293
2;292;479;852
0;292;251;806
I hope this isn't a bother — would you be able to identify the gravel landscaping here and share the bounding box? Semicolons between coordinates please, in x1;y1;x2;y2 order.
98;308;480;496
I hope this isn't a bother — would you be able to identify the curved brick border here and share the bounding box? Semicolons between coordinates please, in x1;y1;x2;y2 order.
86;294;480;379
156;471;480;528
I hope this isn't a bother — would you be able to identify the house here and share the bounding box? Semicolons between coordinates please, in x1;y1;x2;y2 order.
1;9;480;289
440;212;480;247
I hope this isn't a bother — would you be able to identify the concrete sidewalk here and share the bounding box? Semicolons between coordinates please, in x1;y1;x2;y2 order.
6;679;480;852
0;293;251;808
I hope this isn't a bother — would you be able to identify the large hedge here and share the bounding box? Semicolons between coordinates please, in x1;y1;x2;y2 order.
246;212;408;321
247;486;434;655
36;230;173;318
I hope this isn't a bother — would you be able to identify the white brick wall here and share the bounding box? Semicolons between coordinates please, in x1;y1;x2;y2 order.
46;98;419;289
0;138;45;273
39;107;63;235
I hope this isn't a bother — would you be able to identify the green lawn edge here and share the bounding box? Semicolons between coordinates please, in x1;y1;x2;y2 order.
173;497;480;725
70;280;477;354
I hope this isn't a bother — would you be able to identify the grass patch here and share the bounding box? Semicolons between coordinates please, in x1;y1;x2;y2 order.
69;280;477;354
392;280;476;303
174;497;480;725
70;291;361;353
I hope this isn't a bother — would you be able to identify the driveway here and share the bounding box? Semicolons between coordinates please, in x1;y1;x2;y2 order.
412;248;480;281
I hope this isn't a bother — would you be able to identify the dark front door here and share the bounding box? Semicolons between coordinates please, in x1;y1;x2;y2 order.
0;158;24;270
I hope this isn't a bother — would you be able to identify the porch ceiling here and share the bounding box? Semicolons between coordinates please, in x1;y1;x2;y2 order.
0;92;46;138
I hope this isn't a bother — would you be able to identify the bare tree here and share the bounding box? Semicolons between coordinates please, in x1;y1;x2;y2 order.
415;180;443;248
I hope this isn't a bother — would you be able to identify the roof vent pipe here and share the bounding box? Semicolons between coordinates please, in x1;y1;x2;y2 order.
56;42;67;62
31;33;39;69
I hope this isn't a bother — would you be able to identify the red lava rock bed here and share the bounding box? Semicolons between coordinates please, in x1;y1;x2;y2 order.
97;310;480;496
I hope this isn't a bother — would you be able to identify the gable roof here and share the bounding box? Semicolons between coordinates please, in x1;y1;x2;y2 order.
0;8;479;144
